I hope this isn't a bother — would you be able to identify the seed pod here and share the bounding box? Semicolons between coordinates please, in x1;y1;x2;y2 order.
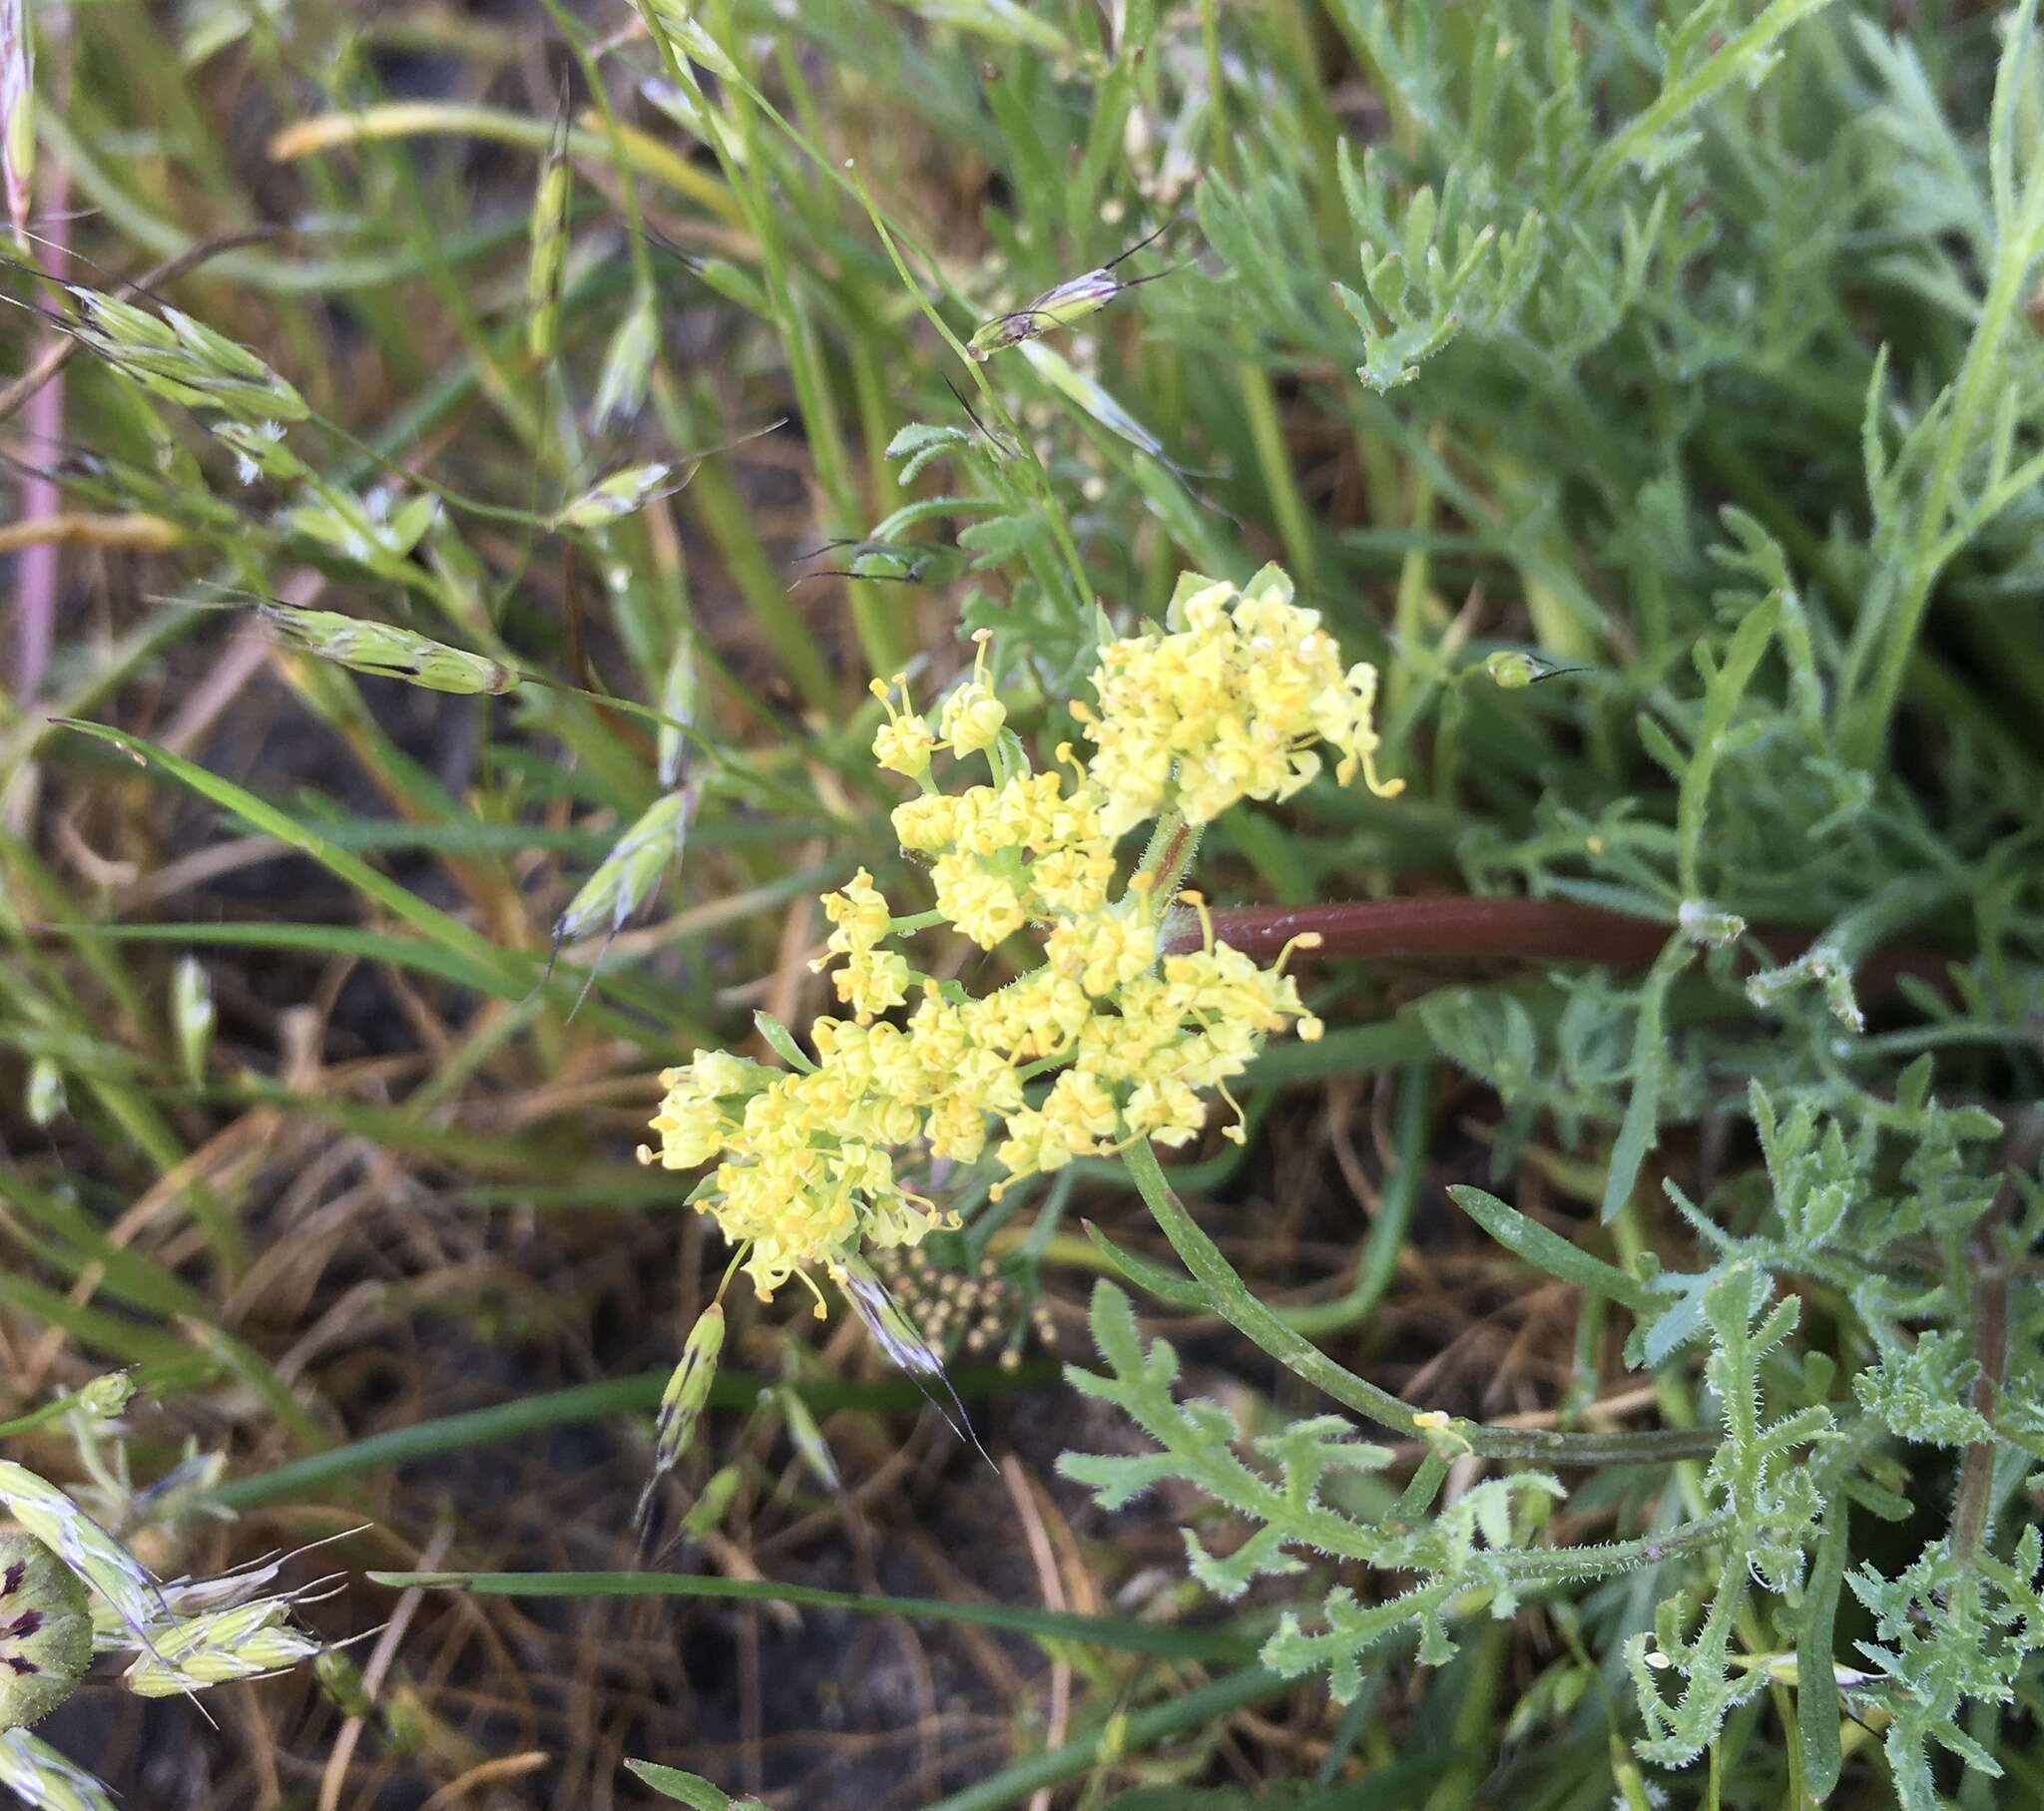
0;1534;92;1730
0;0;32;250
171;953;215;1087
0;1728;116;1811
656;634;700;788
526;95;573;364
257;603;517;695
591;288;660;434
552;461;681;532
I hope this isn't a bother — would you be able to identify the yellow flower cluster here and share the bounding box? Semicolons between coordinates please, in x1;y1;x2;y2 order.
1082;565;1404;835
640;567;1392;1307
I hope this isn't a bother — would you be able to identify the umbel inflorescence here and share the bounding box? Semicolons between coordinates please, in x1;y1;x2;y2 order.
640;566;1400;1310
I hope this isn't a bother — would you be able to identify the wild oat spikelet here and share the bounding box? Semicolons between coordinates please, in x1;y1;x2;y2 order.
634;1303;725;1535
554;786;698;949
968;222;1178;359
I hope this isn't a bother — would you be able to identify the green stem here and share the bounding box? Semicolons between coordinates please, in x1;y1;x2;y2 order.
1121;1138;1716;1463
1846;183;2044;762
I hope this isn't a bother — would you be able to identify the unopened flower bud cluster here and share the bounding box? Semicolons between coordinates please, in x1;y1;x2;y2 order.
640;566;1400;1309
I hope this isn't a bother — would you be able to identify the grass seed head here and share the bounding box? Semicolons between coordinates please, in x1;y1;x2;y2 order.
632;0;741;82
656;634;701;788
122;1596;323;1696
553;461;681;532
0;1465;164;1646
71;289;307;422
526;96;573;363
651;1302;725;1481
0;1729;116;1811
636;1304;725;1537
779;1387;841;1494
24;1057;62;1129
212;419;307;486
968;221;1177;358
171;953;215;1086
554;786;696;944
679;1463;742;1541
592;288;661;433
257;603;516;695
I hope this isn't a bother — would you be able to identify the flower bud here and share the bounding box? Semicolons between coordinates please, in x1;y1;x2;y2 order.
76;1372;135;1422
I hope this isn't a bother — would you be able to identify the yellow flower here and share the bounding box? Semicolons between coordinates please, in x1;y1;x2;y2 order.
832;944;910;1020
1046;908;1157;998
1082;564;1401;834
940;680;1006;753
930;851;1028;949
892;792;961;853
869;676;937;777
938;629;1007;755
820;867;890;951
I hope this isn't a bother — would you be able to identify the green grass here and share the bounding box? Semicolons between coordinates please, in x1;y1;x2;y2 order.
2;0;2042;1805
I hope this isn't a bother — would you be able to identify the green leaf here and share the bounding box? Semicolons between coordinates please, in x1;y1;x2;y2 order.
366;1569;1256;1660
625;1760;733;1807
1081;1219;1207;1310
1447;1185;1655;1314
1797;1500;1848;1799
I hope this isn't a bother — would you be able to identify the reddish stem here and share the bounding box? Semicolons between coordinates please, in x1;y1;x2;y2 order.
1167;896;1949;1003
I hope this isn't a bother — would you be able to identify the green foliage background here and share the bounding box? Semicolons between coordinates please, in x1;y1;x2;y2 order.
1;0;2041;1804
